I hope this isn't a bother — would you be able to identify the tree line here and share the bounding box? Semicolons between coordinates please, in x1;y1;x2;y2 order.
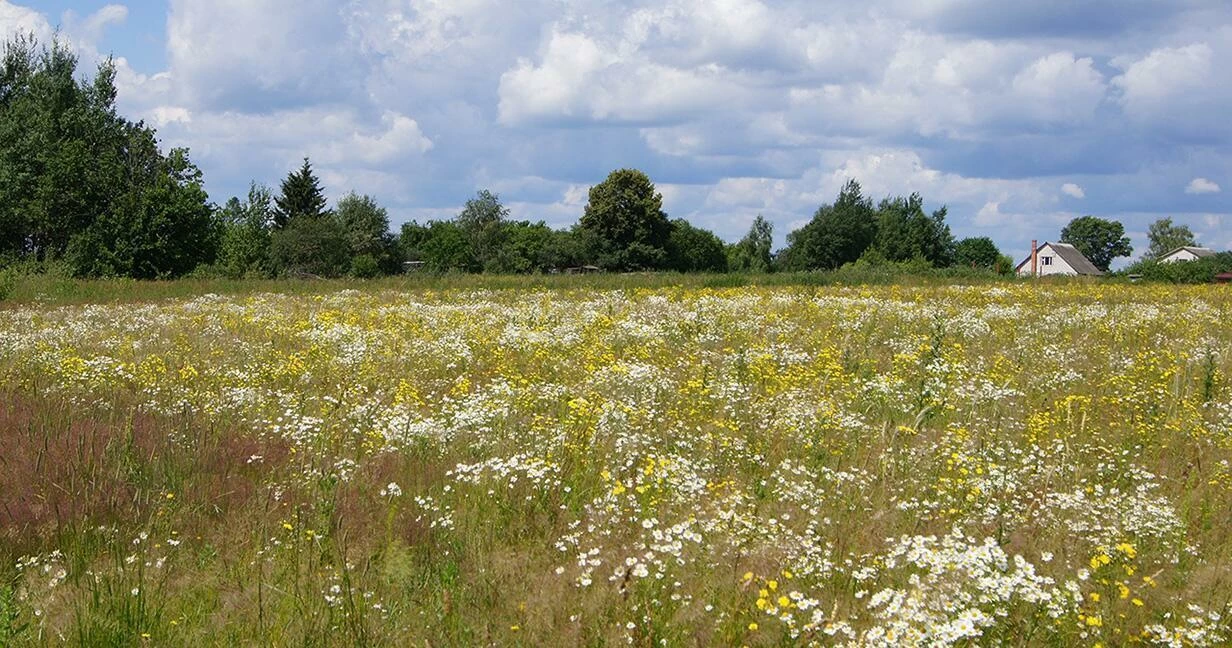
0;35;1207;281
1;35;213;278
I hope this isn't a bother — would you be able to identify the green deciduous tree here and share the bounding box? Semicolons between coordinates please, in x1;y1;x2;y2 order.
1060;215;1132;271
64;148;217;278
335;193;389;257
400;221;475;272
269;214;350;277
216;183;275;278
954;237;1001;268
273;158;329;229
579;169;673;271
1144;217;1197;260
667;219;728;273
781;180;878;271
480;221;567;274
335;192;399;276
0;35;103;261
0;34;216;277
873;194;955;267
456;190;510;269
727;215;774;273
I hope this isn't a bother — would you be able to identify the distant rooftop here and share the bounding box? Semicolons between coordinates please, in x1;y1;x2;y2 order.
1015;241;1102;276
1162;246;1216;259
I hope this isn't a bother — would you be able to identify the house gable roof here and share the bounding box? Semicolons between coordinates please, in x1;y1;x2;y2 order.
1048;242;1103;275
1014;242;1103;275
1161;246;1215;260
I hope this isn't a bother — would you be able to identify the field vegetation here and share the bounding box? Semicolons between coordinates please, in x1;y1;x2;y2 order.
2;278;1231;646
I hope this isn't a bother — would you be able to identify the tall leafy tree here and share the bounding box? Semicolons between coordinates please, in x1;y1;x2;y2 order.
456;189;510;269
273;158;329;229
542;228;589;270
65;147;217;278
216;183;275;278
408;220;476;272
1;34;215;276
781;180;878;271
334;192;398;276
667;219;728;273
1144;217;1197;260
728;215;774;272
269;216;350;277
1060;215;1132;271
335;193;389;256
2;36;112;260
483;221;559;274
873;194;955;267
954;237;1001;268
578;169;673;271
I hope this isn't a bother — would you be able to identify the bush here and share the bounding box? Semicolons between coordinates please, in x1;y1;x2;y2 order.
269;217;351;278
184;264;227;280
0;267;16;301
1122;252;1232;284
993;254;1016;276
350;254;381;278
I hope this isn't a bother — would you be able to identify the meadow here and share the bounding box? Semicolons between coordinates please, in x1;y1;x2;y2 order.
1;277;1230;646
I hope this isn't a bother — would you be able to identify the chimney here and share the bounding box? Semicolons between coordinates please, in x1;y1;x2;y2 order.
1031;240;1038;277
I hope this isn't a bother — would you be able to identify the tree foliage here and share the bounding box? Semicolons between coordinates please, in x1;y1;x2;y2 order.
954;237;1001;268
873;194;955;267
457;190;510;269
336;193;390;257
1144;217;1197;260
401;221;475;272
579;169;673;271
484;221;576;274
0;34;215;277
668;219;728;273
64;148;217;279
1060;215;1132;271
269;215;350;277
215;184;275;278
781;180;877;271
1125;252;1232;284
273;158;329;229
728;215;774;273
335;192;400;275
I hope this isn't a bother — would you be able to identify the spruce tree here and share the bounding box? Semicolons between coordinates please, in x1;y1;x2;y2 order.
273;158;329;229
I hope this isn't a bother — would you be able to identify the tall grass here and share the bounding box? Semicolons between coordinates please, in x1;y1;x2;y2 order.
1;281;1229;645
0;266;1043;307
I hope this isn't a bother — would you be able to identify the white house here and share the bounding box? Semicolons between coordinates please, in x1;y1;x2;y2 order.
1015;241;1103;277
1158;246;1215;263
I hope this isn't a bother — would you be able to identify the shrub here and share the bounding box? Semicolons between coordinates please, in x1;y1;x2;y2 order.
351;254;381;278
1122;252;1232;284
0;267;15;301
269;216;351;278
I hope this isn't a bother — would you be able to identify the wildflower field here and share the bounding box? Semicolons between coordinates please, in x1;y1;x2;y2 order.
2;280;1231;646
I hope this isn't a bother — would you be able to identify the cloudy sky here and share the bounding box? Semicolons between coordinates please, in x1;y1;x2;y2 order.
4;1;1231;260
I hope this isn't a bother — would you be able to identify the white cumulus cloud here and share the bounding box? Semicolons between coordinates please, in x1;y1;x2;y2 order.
1009;52;1106;124
0;0;52;40
1186;177;1221;194
1061;183;1085;198
497;26;749;126
3;0;1232;258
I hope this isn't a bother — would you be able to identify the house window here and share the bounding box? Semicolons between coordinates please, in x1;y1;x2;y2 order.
1041;256;1053;266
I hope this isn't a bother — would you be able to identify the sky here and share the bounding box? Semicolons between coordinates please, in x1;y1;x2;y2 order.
3;0;1231;262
